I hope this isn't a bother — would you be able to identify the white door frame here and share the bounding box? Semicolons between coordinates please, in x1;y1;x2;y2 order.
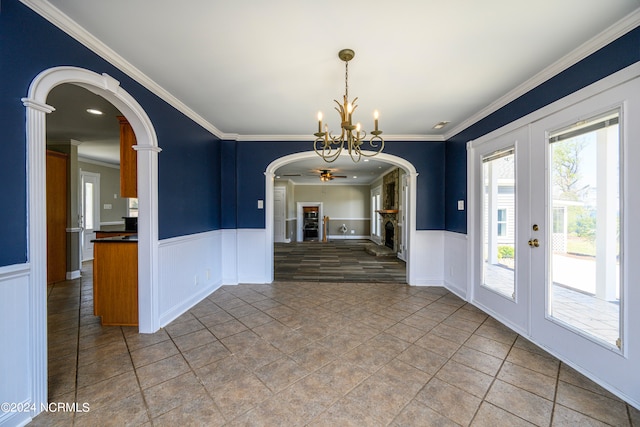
23;66;161;413
273;186;286;243
296;202;323;242
80;170;101;261
265;151;418;284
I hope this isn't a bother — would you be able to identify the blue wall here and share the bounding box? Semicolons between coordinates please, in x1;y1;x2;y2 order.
445;27;640;234
0;0;221;266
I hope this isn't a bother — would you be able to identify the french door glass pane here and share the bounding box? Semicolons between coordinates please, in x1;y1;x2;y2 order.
548;110;621;348
482;149;515;299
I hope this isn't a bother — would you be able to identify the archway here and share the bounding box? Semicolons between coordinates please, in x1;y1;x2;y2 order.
22;66;161;409
264;151;419;284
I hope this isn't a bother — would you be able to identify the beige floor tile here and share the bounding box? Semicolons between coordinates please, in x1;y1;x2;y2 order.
551;404;612;427
181;339;231;369
209;371;273;420
471;401;536;426
414;377;482;426
135;353;190;389
436;360;494;398
129;339;179;369
506;347;560;378
171;328;217;353
254;356;309;392
289;342;337;371
153;395;224;427
396;344;448;375
143;371;210;418
391;399;461;427
42;259;637;426
555;380;630;426
497;361;557;400
307;397;382;427
452;345;503;376
485;379;553;426
464;334;511;360
414;332;462;359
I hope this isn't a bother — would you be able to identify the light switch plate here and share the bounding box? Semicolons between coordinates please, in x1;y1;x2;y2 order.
257;200;264;209
457;200;464;210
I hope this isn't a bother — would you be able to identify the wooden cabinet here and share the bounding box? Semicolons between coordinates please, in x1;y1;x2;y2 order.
118;116;137;198
95;231;136;239
46;150;68;284
93;241;138;326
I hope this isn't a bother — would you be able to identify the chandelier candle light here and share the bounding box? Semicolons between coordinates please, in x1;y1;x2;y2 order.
314;49;384;163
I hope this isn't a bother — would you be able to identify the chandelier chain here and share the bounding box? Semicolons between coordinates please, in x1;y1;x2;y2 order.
344;60;349;100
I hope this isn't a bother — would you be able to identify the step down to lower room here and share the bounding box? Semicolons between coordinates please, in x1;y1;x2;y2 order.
364;244;397;257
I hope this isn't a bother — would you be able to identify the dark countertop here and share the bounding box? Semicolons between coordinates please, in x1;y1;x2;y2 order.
92;235;138;243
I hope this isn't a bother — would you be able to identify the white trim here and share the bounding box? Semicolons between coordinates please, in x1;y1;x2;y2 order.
65;227;82;232
22;66;161;420
0;263;30;279
66;270;81;280
469;63;640;150
99;221;125;226
265;150;419;284
78;156;120;169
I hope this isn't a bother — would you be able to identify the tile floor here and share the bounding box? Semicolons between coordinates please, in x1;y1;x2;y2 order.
31;263;639;426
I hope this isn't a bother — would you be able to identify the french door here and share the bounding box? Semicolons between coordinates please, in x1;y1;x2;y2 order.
471;72;640;404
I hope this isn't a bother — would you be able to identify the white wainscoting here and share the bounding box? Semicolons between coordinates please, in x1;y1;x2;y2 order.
0;263;32;427
221;229;238;285
443;231;469;299
408;230;444;286
236;229;269;284
157;231;223;327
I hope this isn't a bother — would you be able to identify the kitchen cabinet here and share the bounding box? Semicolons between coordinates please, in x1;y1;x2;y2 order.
93;237;138;326
118;115;137;198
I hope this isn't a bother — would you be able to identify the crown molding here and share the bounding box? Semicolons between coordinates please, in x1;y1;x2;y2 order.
20;0;228;140
236;134;445;142
444;8;640;141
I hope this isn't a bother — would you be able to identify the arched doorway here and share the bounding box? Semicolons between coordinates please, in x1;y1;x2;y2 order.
22;66;160;410
264;151;419;284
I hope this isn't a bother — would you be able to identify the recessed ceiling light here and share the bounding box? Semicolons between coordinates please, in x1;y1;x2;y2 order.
353;176;357;179
363;159;369;162
433;121;450;129
86;108;103;115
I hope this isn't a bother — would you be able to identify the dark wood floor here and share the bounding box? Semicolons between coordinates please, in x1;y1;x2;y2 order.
274;240;406;283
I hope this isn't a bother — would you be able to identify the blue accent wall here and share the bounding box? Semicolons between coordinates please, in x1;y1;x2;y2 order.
235;141;446;230
0;0;221;266
445;27;640;234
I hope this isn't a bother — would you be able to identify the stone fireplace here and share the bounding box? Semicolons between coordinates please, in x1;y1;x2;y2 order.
376;168;400;253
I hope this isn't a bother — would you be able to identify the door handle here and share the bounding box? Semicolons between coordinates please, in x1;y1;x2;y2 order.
528;238;539;248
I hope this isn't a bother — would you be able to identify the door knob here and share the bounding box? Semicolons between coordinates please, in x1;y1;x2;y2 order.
528;238;539;247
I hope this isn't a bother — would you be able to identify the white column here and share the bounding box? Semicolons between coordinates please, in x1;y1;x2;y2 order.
595;127;618;301
22;98;55;414
133;144;162;333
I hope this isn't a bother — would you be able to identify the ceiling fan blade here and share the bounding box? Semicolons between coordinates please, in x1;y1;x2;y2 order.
334;175;347;178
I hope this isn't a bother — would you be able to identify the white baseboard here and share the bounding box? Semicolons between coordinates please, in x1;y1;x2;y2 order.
66;270;81;280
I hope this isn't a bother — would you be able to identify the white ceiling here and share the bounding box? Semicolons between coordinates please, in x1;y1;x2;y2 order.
37;1;640;175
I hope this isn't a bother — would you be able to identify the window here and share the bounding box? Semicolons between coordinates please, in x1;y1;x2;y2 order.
128;198;138;217
497;208;507;236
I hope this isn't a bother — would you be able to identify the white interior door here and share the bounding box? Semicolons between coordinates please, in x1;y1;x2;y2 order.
470;126;530;333
80;171;100;261
529;77;639;403
273;187;286;243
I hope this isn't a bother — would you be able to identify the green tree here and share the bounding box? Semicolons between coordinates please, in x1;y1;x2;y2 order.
552;136;587;200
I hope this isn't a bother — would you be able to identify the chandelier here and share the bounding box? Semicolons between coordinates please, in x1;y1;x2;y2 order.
314;49;384;163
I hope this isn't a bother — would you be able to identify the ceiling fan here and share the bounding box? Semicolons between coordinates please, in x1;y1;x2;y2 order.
319;169;347;181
